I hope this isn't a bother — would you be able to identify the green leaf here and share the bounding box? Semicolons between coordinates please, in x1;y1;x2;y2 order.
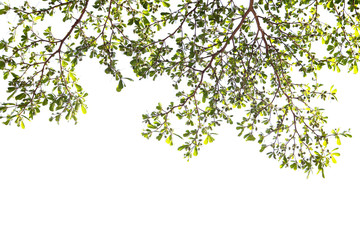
260;144;267;152
116;80;124;92
75;102;80;111
142;16;150;25
65;111;71;120
42;98;48;106
75;84;82;92
49;103;55;111
15;93;26;100
0;61;5;69
202;92;207;103
178;145;186;151
246;134;256;141
6;90;16;100
156;134;163;141
0;6;9;15
237;128;245;137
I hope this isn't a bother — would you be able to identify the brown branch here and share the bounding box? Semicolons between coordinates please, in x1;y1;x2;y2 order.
17;0;90;118
162;0;255;116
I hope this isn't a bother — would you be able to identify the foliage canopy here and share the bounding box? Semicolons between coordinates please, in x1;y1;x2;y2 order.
0;0;359;177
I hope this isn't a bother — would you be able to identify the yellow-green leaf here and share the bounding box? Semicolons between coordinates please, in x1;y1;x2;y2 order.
21;121;25;129
331;156;337;164
69;71;76;81
166;135;173;145
326;1;332;8
204;134;214;144
354;64;358;74
81;105;87;114
162;1;170;7
193;147;198;156
336;137;341;145
323;140;327;147
204;136;209;145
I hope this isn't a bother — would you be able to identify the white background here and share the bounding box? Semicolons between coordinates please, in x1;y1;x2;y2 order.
1;2;360;240
1;58;360;240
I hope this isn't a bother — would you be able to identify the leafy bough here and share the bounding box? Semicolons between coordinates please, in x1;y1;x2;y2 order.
0;0;358;177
